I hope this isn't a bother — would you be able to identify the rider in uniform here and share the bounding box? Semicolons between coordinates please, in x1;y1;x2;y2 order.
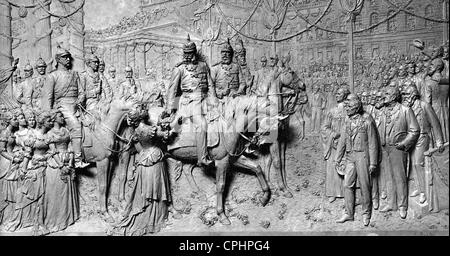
165;35;217;166
79;54;102;112
41;45;89;169
210;38;246;104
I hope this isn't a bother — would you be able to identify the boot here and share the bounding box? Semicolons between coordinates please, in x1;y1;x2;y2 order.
72;138;89;169
196;129;213;167
419;193;427;204
362;215;371;227
74;153;90;169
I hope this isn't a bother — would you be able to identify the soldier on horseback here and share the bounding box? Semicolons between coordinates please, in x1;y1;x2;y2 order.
41;45;89;169
210;38;246;104
164;35;217;167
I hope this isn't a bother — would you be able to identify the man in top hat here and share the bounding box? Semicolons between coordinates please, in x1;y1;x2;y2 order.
165;35;217;167
31;57;48;109
210;38;246;100
234;37;253;95
41;45;89;168
15;61;34;109
80;53;102;112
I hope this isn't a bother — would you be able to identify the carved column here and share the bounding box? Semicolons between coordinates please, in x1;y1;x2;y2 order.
136;42;147;77
119;44;126;75
443;0;449;43
0;0;13;100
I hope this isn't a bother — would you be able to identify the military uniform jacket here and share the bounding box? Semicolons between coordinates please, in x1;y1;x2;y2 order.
379;103;419;150
321;102;347;159
166;61;215;111
335;112;380;167
42;69;85;110
252;67;271;96
210;62;246;99
32;75;46;108
15;78;34;106
80;70;102;100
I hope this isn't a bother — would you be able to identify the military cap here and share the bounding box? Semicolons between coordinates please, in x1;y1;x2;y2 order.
35;57;47;68
55;44;71;58
183;34;197;53
99;59;105;66
220;38;233;53
109;66;116;72
125;66;133;72
23;62;33;71
85;53;99;63
260;56;267;62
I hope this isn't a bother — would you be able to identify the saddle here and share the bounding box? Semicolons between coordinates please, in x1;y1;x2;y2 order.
167;117;221;151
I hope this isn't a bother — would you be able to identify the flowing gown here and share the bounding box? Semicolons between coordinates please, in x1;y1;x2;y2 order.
42;126;79;234
113;123;171;236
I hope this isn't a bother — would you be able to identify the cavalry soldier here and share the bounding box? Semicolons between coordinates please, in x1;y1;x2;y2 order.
234;37;253;95
335;94;380;226
41;45;89;169
210;38;246;100
15;62;34;109
251;55;269;95
165;35;217;166
31;57;47;109
80;54;102;112
378;87;419;219
98;58;113;101
402;85;445;209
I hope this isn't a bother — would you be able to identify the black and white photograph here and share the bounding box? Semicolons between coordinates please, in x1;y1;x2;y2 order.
0;0;448;239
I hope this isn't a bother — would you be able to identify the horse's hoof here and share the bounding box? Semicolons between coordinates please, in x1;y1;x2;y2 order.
282;191;293;198
260;192;271;207
219;213;231;225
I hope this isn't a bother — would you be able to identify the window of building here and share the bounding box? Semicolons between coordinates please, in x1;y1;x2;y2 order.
370;12;379;33
405;7;416;30
387;10;398;32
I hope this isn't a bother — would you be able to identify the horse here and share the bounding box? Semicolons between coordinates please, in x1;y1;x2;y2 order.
146;95;275;225
79;95;139;221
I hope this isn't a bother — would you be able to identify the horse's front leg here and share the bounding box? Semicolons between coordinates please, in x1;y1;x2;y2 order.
234;155;271;206
96;158;114;223
117;149;131;202
215;156;231;225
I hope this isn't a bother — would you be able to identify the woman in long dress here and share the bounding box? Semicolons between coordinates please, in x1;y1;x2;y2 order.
113;107;172;236
43;110;79;234
6;111;53;234
0;111;19;225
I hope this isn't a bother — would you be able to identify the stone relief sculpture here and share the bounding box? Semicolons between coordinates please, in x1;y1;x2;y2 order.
0;0;448;236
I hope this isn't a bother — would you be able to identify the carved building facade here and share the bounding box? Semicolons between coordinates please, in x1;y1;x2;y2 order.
85;0;448;77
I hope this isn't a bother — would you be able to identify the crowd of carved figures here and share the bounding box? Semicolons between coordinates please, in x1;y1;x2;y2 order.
0;34;448;235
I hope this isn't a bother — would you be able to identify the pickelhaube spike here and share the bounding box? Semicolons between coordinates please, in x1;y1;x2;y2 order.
55;43;71;58
183;34;197;53
220;37;233;53
35;55;47;68
24;59;33;71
